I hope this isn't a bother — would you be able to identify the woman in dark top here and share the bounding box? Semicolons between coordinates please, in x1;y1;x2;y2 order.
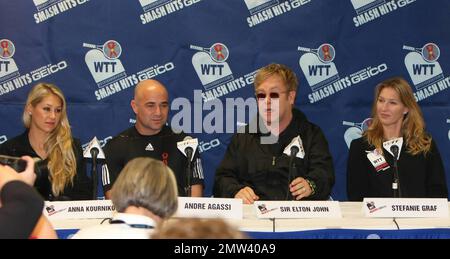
0;83;91;200
347;77;448;201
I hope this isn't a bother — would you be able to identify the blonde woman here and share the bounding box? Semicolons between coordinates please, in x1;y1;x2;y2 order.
0;83;91;200
347;77;448;201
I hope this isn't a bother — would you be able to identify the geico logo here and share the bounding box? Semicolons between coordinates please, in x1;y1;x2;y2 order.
0;61;10;72
245;73;255;84
398;0;415;7
184;0;201;6
137;62;175;81
291;0;311;8
199;138;220;153
31;61;67;81
350;63;387;84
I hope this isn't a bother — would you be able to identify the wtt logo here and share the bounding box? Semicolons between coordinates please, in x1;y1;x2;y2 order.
190;42;234;90
403;43;442;90
0;135;7;144
33;0;60;11
342;118;372;148
298;43;339;92
139;0;170;12
244;0;279;14
350;0;385;14
83;40;127;88
0;39;20;84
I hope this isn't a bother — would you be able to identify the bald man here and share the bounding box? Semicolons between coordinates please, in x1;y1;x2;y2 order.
102;80;204;199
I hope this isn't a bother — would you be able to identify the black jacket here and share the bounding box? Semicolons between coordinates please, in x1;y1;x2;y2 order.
213;109;335;200
0;181;44;239
0;131;92;201
102;125;204;196
347;137;448;201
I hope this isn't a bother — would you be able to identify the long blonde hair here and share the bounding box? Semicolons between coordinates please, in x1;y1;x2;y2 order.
364;77;432;155
23;83;76;196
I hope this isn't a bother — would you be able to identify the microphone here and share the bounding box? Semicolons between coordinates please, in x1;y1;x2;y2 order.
176;136;198;162
83;137;105;200
283;136;304;200
90;147;99;200
390;145;401;198
177;136;199;197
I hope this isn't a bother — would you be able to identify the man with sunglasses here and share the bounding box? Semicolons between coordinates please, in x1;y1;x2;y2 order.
213;63;334;203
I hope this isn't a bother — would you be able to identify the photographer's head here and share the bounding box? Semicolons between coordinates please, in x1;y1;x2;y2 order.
111;157;178;222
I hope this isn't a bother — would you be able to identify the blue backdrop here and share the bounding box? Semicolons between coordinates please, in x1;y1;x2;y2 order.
0;0;449;200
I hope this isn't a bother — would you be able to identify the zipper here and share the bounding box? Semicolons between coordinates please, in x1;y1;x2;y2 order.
272;156;276;166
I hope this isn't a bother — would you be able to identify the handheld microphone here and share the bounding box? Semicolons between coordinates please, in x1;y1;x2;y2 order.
177;136;199;197
390;145;401;198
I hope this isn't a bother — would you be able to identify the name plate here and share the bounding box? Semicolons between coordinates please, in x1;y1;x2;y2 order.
44;200;115;220
254;201;342;219
363;198;449;218
175;197;243;219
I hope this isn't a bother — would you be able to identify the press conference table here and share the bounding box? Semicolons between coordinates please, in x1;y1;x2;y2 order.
51;202;450;239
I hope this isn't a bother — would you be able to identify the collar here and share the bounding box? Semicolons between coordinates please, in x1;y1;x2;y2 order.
110;213;156;229
129;125;171;138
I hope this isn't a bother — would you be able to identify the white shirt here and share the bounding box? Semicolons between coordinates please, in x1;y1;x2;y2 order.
71;213;156;239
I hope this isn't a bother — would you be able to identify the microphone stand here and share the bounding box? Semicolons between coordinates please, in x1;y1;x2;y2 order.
185;148;193;197
90;148;99;200
392;158;400;198
286;147;299;200
390;146;401;198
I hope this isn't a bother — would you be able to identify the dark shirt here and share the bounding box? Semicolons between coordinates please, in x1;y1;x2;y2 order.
347;137;448;201
102;125;204;196
0;131;92;201
0;181;44;239
213;109;335;200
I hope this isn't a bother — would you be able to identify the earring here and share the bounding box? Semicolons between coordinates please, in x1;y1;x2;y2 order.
403;112;408;115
